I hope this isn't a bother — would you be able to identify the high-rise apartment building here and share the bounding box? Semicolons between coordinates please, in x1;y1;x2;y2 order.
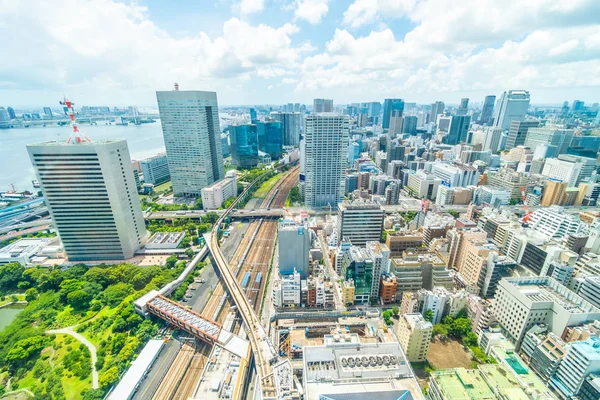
382;98;405;129
156;89;223;196
540;180;567;206
27;139;147;261
303;114;349;208
505;120;539;150
524;126;575;157
140;153;170;185
336;200;384;246
550;337;600;398
493;90;531;131
396;313;432;362
429;101;445;126
443;115;471;145
479;95;496;125
313;98;333;113
278;219;311;279
271;112;302;146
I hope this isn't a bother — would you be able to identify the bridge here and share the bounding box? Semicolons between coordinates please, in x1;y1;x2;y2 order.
135;291;250;359
204;171;297;399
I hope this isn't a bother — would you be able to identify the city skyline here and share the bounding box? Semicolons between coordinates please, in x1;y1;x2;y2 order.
1;0;600;107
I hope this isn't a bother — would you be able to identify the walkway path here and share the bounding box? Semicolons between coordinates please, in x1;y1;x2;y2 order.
46;326;99;389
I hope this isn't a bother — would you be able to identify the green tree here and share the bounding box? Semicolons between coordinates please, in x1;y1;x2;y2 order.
432;324;449;338
103;283;134;307
165;255;178;269
449;317;472;338
185;248;195;258
462;331;478;347
67;289;93;310
0;262;25;291
424;309;435;323
25;287;39;302
392;306;399;316
99;366;120;388
203;212;219;224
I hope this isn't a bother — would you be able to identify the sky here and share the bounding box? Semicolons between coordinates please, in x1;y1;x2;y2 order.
1;0;600;108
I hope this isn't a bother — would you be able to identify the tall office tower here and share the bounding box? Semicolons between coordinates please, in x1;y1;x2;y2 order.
402;116;418;135
278;219;311;279
229;124;259;168
6;106;16;119
388;110;403;141
382;98;405;129
429;101;445;125
483;127;503;152
524;127;575;157
337;200;384;246
303;114;349;208
256;121;283;160
480;95;496;125
443;115;471;145
493;90;530;131
140;153;170;185
367;101;381;118
271;112;302;146
249;107;257;123
313;98;333;113
156;89;223;196
27;139;147;261
456;98;469;116
0;107;9;128
570;100;585;113
505;120;539;150
557;154;597;184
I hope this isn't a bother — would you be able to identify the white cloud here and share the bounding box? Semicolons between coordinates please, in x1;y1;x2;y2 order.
294;0;329;25
236;0;265;16
343;0;416;28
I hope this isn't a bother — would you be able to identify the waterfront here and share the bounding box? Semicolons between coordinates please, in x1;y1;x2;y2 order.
0;304;26;330
0;122;166;192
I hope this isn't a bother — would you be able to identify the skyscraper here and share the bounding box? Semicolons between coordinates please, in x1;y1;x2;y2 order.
249;107;257;123
443;115;471;145
229;124;259;168
505;120;539;150
402;116;418;136
480;95;496;125
429;101;445;126
256;121;283;160
493;90;530;131
0;107;9;128
140;153;170;185
313;98;333;113
524;127;575;157
156;89;224;196
303;114;349;208
456;98;469;116
27;139;147;261
271;112;302;146
382;98;405;129
6;107;16;119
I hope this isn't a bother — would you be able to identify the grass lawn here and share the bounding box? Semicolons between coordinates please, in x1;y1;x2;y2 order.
153;180;172;193
253;173;283;198
427;338;474;369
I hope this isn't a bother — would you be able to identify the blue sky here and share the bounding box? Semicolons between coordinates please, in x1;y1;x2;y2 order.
0;0;599;107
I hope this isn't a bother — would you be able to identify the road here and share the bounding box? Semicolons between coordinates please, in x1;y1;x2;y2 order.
46;327;99;389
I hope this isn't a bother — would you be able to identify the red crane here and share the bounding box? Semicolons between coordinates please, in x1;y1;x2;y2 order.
60;97;90;144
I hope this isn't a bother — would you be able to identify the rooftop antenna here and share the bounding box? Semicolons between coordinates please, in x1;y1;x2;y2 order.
174;82;179;91
60;97;91;144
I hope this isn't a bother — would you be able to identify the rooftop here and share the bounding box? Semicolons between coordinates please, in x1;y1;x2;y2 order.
0;237;54;261
147;232;185;245
430;368;495;399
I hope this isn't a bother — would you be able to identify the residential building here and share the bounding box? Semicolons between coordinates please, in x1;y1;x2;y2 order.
390;249;454;298
551;337;600;398
256;121;283;160
505;120;539;150
529;206;583;239
382;98;405;129
396;313;432;362
156;89;223;196
303;114;349;208
579;374;600;400
467;295;497;334
200;170;238;210
379;273;397;304
271;112;302;146
341;279;355;306
27;139;148;261
336;200;384;246
529;331;567;382
577;276;600;309
493;90;531;131
278;219;311;279
494;276;600;349
486;167;529;200
365;241;390;299
541;180;567;206
140;153;170;185
525;126;575;157
313;98;333;113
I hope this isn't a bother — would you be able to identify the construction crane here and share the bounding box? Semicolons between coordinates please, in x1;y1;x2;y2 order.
60;97;90;144
520;186;533;224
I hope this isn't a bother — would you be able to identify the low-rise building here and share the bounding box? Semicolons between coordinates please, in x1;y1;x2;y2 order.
272;270;301;308
0;238;56;265
145;232;186;249
379;274;397;304
140;153;170;185
200;170;238;210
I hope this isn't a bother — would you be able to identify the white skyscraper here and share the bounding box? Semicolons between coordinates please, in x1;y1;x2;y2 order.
156;88;224;196
27;139;148;261
303;114;349;208
493;90;531;131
